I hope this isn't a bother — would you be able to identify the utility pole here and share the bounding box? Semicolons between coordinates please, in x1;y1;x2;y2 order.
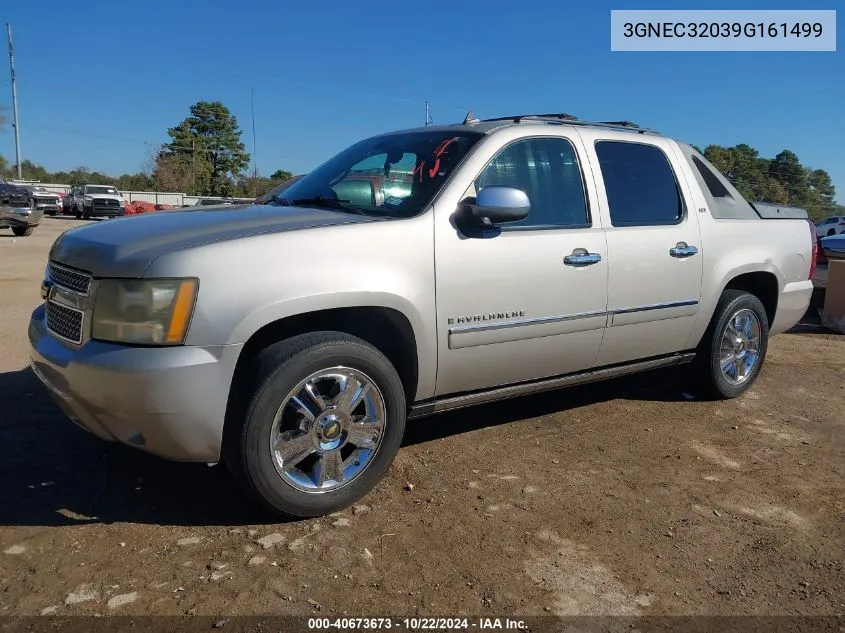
6;23;22;179
250;86;257;181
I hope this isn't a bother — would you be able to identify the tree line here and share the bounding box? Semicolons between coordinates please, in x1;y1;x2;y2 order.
1;100;841;220
693;143;840;222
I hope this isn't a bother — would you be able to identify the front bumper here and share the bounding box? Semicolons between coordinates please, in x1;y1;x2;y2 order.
28;303;242;462
86;202;125;217
35;202;61;214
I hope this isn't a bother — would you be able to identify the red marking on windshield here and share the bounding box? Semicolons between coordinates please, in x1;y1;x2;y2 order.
428;138;457;178
413;138;458;182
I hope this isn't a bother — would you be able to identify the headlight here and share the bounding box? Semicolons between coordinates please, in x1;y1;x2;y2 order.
92;278;198;345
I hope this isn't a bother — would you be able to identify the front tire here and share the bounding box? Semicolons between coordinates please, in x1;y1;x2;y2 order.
223;332;407;518
693;290;769;399
11;226;34;237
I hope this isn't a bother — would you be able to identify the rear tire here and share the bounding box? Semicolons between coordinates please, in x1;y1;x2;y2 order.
223;332;407;518
692;290;769;399
11;226;34;237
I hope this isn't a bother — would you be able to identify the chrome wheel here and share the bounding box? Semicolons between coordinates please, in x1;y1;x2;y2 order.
269;366;386;494
719;308;761;385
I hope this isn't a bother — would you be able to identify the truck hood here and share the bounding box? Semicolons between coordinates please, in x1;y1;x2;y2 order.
49;203;377;277
83;193;123;201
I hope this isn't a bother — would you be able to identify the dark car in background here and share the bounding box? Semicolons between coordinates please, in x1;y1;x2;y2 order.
195;198;236;207
814;233;845;291
0;180;42;236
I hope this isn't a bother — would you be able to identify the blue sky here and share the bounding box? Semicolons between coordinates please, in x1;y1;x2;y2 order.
1;0;842;202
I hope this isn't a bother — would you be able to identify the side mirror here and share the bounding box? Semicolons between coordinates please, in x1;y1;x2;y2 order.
455;186;530;228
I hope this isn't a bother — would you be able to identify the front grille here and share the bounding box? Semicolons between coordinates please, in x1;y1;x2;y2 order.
93;199;119;209
35;197;59;207
46;302;84;344
47;263;91;295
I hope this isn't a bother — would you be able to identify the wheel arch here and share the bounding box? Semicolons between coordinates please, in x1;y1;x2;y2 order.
688;263;782;349
223;306;421;449
722;271;779;327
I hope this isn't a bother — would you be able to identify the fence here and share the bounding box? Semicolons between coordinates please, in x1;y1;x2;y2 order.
9;181;254;207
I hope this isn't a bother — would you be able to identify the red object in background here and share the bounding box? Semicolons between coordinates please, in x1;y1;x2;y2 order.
129;201;157;214
808;220;819;281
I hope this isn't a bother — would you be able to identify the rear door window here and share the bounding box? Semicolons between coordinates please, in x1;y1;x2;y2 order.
595;141;684;226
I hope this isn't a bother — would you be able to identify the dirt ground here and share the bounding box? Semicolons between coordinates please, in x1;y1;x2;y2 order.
0;217;843;619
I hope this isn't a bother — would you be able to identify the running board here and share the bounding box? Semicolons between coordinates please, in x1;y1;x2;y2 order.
409;352;696;418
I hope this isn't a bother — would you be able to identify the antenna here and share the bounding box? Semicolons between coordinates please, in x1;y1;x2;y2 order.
462;110;480;125
250;86;257;180
6;23;22;180
425;100;433;126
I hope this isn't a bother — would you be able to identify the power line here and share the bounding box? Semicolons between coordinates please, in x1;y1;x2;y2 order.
253;75;480;116
25;122;149;145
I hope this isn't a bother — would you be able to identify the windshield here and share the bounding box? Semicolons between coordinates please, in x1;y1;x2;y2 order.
272;130;484;218
86;186;118;195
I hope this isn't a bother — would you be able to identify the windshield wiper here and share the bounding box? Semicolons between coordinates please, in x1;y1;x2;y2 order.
265;193;366;214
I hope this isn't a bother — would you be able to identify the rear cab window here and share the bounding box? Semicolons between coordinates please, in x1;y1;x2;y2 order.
691;155;732;199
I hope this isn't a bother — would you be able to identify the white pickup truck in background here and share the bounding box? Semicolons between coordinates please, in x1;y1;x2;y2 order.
67;183;126;219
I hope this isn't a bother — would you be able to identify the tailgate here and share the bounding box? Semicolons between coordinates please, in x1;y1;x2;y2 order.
750;202;809;219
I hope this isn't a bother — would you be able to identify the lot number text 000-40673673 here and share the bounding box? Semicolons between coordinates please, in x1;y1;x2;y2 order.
307;617;528;630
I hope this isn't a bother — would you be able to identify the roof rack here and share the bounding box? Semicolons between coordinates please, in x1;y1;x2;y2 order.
481;113;578;123
475;113;660;135
597;120;640;128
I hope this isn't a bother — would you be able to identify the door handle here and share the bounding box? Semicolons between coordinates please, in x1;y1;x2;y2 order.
669;242;699;258
564;248;602;267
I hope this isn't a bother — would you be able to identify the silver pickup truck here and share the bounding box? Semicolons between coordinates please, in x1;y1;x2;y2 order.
29;114;816;517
